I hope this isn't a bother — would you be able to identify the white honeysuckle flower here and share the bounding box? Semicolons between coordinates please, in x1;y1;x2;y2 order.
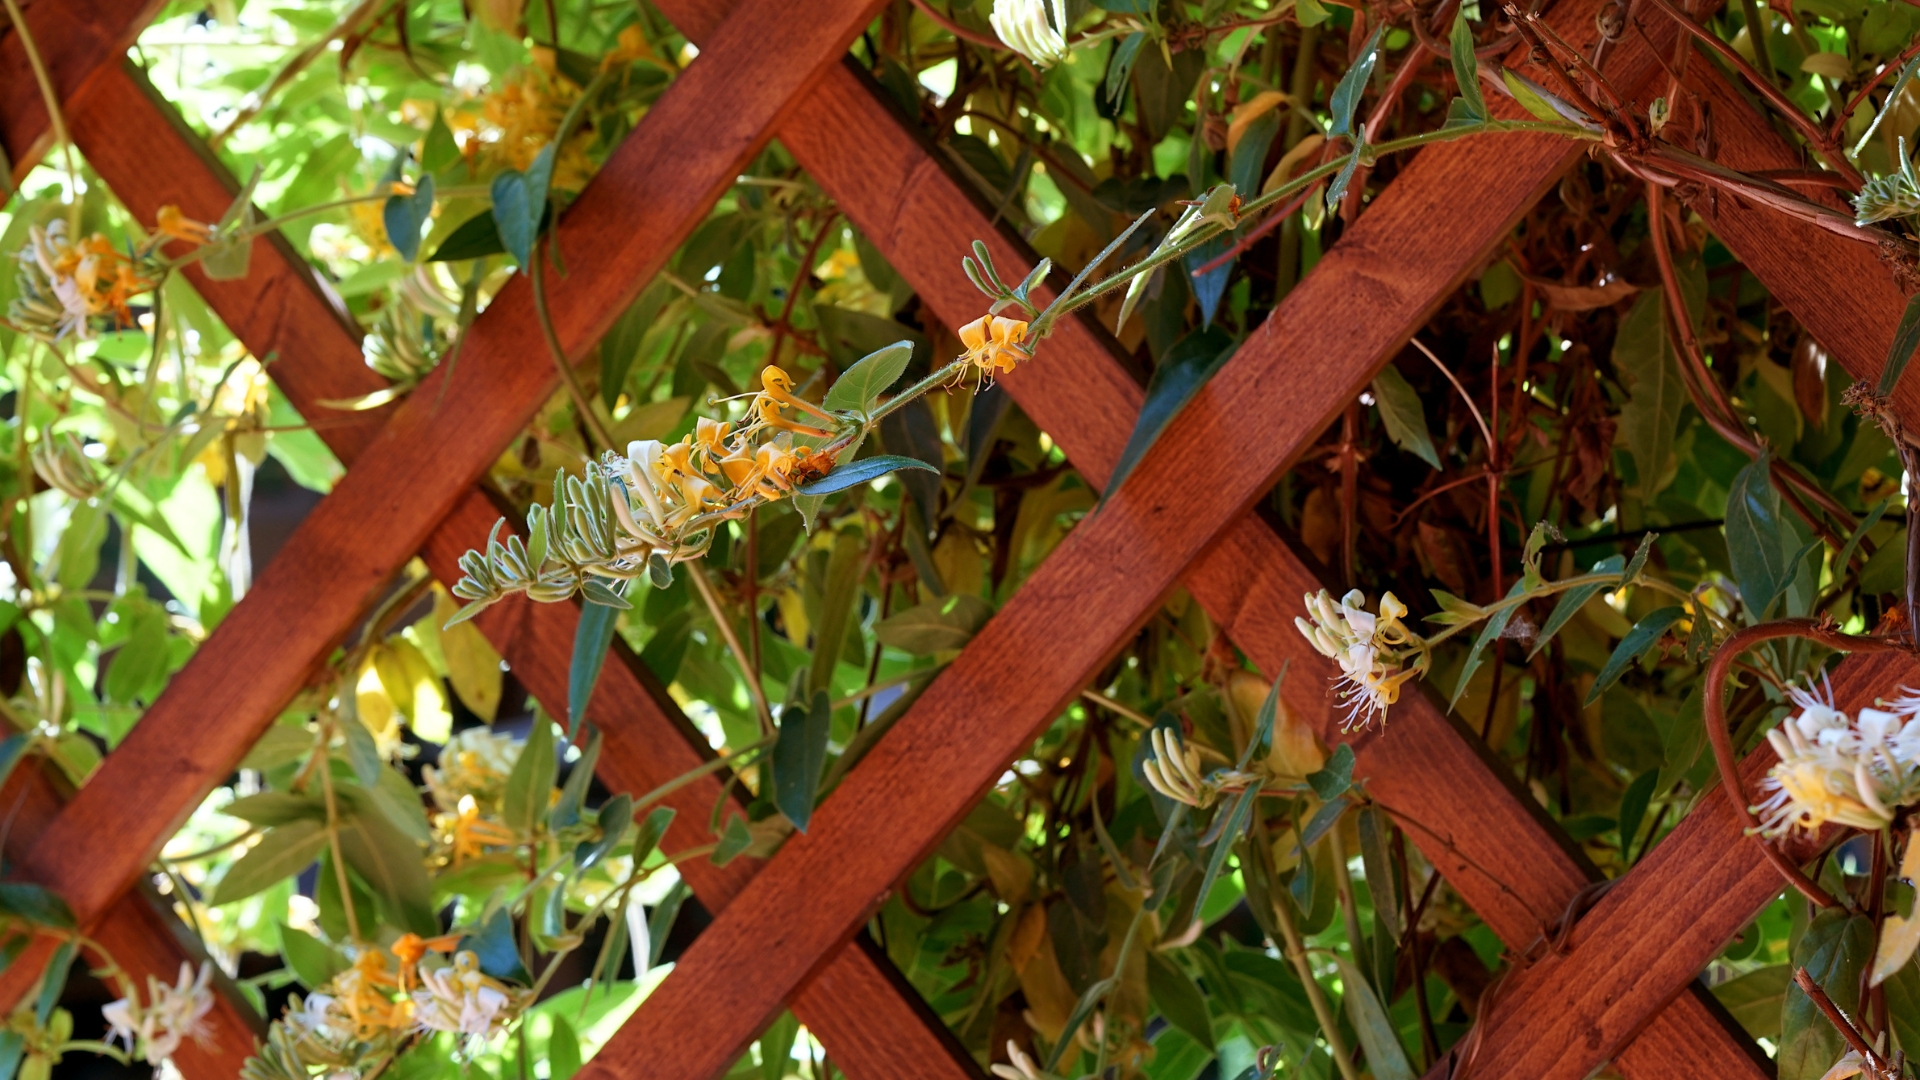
411;952;516;1037
104;963;215;1068
990;1040;1051;1080
621;439;672;533
1756;680;1920;836
989;0;1070;68
1295;589;1416;728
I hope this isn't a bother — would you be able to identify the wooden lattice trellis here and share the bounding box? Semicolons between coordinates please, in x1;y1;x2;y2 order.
0;1;1911;1078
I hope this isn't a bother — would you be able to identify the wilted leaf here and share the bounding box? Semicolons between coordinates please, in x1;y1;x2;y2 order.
873;594;994;654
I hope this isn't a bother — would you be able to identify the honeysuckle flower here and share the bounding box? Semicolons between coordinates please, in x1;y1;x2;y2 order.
1295;589;1418;728
411;952;519;1037
423;728;521;813
330;949;413;1040
990;1040;1057;1080
1143;726;1212;807
1755;680;1920;836
103;962;214;1067
617;439;672;533
959;315;1030;376
442;793;519;864
989;0;1070;68
155;205;214;245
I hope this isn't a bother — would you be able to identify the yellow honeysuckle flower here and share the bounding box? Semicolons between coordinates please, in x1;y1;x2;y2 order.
959;315;1030;376
155;205;213;246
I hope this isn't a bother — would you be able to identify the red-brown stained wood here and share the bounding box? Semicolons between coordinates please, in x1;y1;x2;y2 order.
0;0;164;184
0;765;264;1075
25;29;981;1080
1432;650;1909;1080
0;0;886;1009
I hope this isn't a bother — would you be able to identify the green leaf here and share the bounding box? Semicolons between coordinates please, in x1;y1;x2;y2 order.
629;805;675;863
1357;806;1399;937
422;109;461;173
335;795;437;936
569;591;622;737
1501;68;1567;122
1331;955;1415;1080
821;341;913;415
1297;0;1332;24
1613;289;1685;497
279;922;346;989
1880;290;1920;397
35;941;72;1027
1370;365;1440;468
1325;142;1364;211
460;905;529;983
772;690;832;832
503;718;558;839
490;150;548;270
1308;743;1355;800
1147;951;1216;1052
1103;327;1236;501
808;528;865;697
222;790;325;827
1725;452;1800;619
1531;554;1625;659
1105;32;1146;108
1449;577;1527;711
383;174;435;262
210;820;329;905
549;1015;583;1080
574;793;631;871
1195;786;1259;918
551;731;601;832
1329;26;1387;138
1229;108;1281;198
1780;910;1873;1080
341;704;383;787
1586;606;1685;705
1617;767;1657;858
1301;794;1350;847
712;814;754;866
873;594;994;654
1713;964;1790;1041
793;455;938;496
428;212;507;262
1240;666;1285;769
1450;9;1487;122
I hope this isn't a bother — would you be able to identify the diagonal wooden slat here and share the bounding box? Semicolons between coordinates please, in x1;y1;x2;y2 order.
34;60;986;1080
0;0;889;1012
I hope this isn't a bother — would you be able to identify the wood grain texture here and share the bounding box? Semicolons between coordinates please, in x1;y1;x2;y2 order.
0;0;165;184
21;22;980;1080
2;0;885;1003
1444;650;1909;1080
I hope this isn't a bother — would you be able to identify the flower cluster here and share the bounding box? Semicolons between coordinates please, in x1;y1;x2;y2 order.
1295;590;1418;728
102;962;215;1068
451;52;596;190
1755;681;1920;836
424;729;523;866
451;366;843;615
256;934;528;1079
7;221;160;343
1141;727;1266;809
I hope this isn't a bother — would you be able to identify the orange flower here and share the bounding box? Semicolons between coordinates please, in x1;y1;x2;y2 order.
959;316;1030;376
155;206;214;246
